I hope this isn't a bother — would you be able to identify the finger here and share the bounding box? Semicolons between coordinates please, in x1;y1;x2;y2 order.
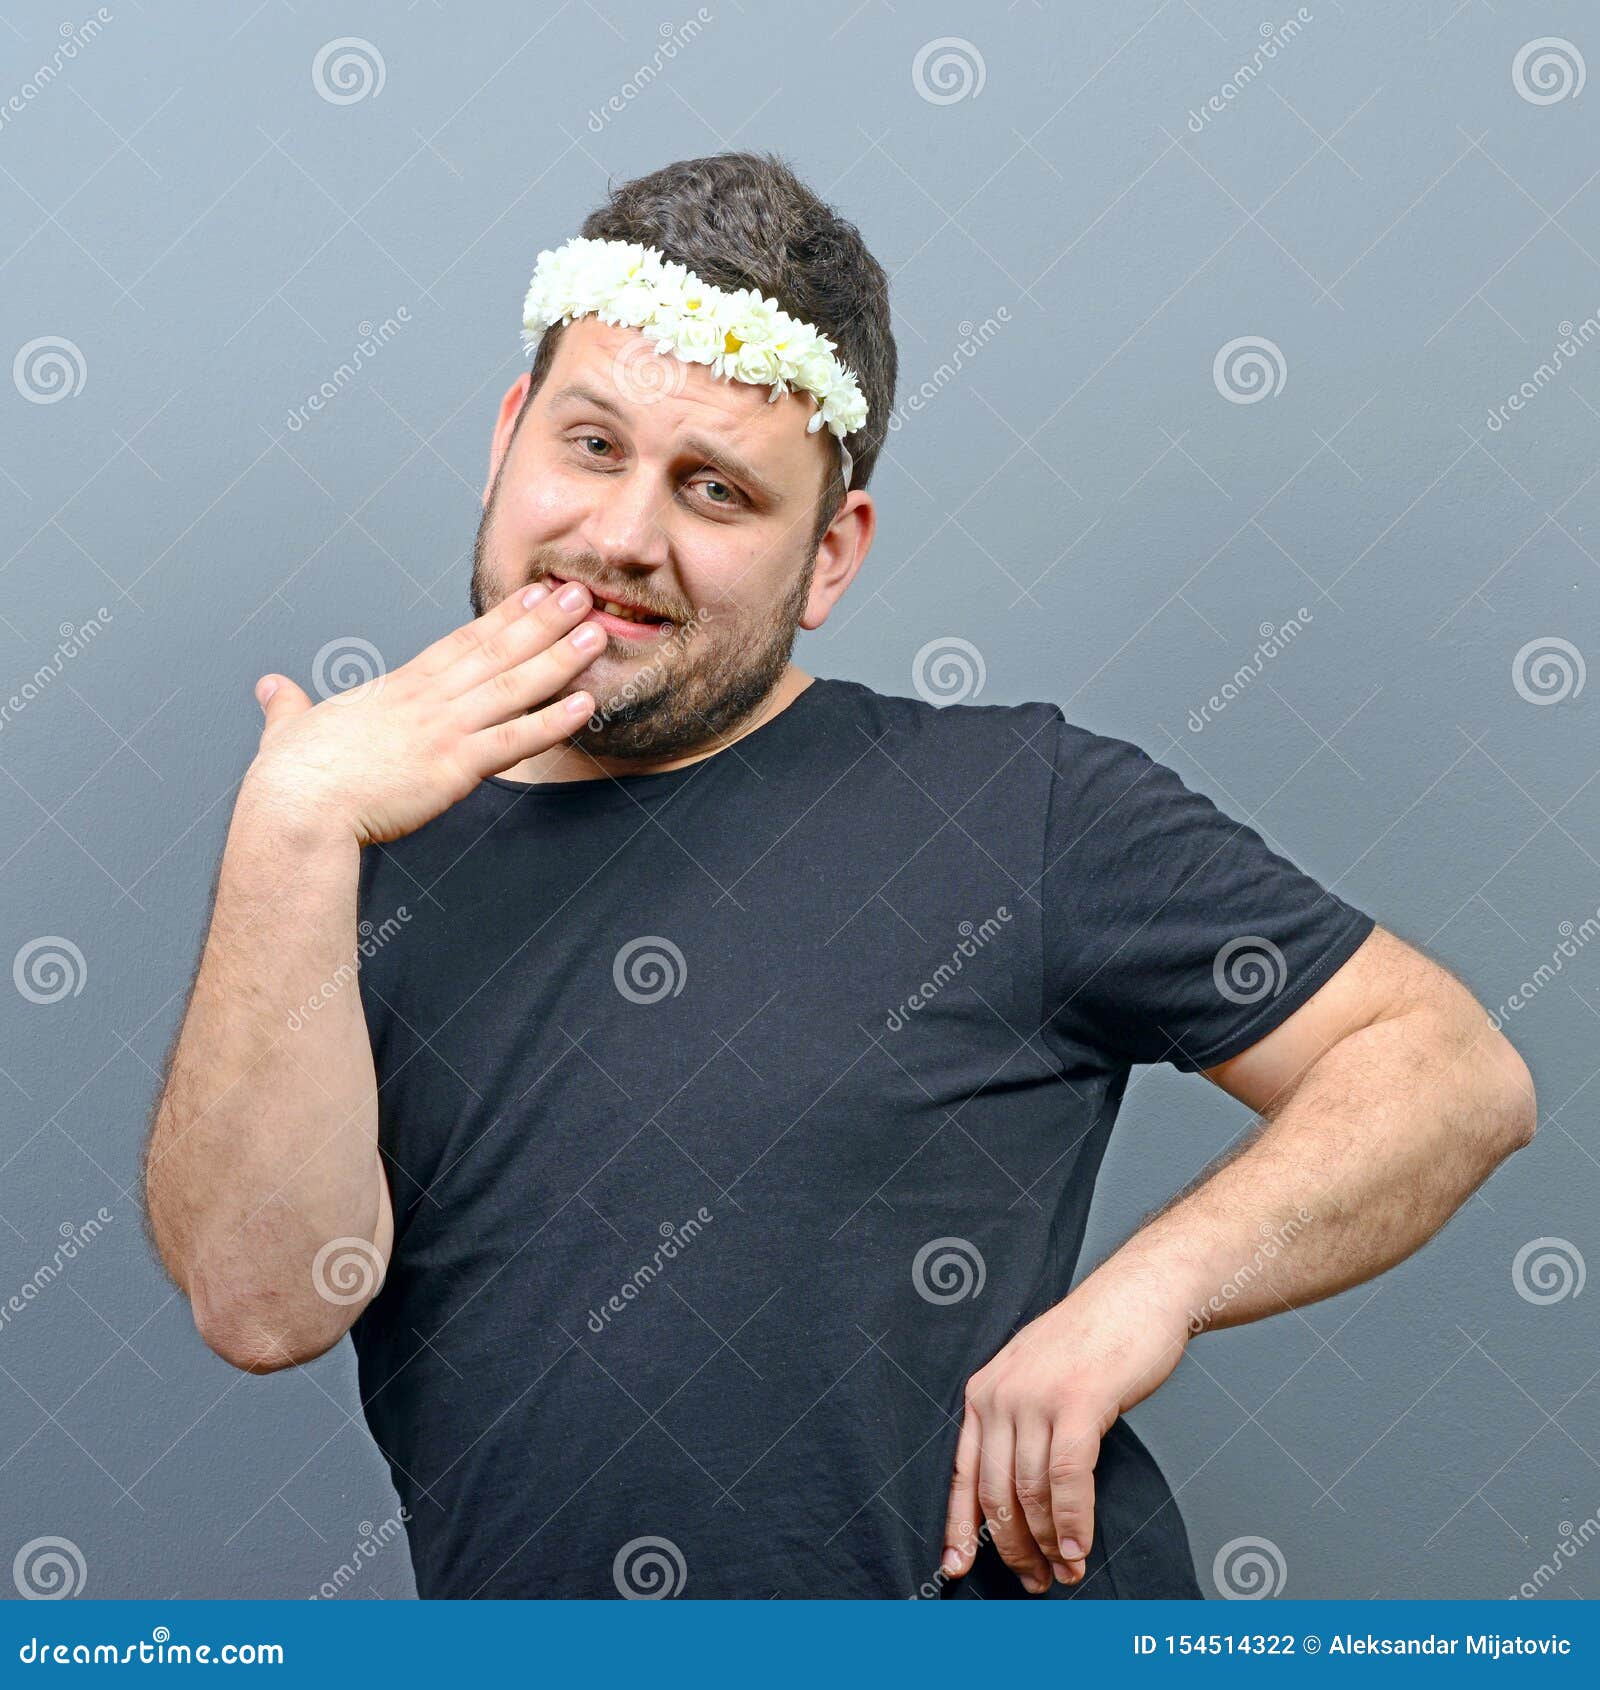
941;1408;984;1579
1014;1411;1073;1585
255;673;312;728
1049;1413;1099;1575
437;580;595;701
977;1415;1051;1594
409;579;556;680
462;689;596;781
453;619;607;734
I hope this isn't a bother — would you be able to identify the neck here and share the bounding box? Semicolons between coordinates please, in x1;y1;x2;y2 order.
501;663;814;785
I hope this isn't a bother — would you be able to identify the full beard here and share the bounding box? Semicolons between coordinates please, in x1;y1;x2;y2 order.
470;500;813;763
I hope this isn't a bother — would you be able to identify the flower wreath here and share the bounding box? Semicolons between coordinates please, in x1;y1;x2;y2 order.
521;236;868;488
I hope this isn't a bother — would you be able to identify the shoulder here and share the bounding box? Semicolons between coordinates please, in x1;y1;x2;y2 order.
809;675;1064;764
812;678;1175;799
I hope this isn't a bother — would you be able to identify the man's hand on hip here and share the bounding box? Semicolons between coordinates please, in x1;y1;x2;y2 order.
942;1267;1193;1592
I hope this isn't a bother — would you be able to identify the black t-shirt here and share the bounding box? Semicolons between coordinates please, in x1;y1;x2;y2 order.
350;675;1374;1599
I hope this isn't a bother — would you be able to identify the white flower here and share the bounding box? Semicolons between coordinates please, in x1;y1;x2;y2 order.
608;273;665;329
821;385;868;437
730;340;783;386
674;281;720;320
794;343;838;399
726;290;783;346
657;315;723;367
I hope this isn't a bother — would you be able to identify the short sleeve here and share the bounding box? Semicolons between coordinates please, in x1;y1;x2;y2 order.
1041;713;1376;1071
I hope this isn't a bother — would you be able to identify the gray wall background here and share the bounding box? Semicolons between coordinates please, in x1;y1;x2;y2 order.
2;0;1597;1601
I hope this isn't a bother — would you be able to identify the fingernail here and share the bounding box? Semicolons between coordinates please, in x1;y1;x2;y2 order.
558;582;587;611
941;1548;962;1575
1059;1538;1083;1560
256;677;278;706
563;691;592;716
522;583;549;608
571;622;604;650
1023;1575;1049;1595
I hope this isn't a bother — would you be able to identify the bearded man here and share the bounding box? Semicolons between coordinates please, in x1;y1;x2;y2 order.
144;151;1535;1601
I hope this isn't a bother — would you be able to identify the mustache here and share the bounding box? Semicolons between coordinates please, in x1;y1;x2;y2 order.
529;557;685;623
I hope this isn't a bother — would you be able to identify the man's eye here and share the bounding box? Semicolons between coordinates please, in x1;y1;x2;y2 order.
695;478;736;507
578;436;612;457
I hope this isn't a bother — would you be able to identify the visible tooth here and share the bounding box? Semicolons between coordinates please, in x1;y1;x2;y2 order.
605;600;660;623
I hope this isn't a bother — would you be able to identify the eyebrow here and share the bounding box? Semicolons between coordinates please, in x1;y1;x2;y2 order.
546;381;785;505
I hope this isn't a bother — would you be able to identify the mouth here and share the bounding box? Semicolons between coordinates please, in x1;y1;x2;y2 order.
544;574;677;643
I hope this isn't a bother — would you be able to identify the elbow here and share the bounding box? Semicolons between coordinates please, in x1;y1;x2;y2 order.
198;1327;305;1375
1484;1025;1537;1153
190;1274;352;1376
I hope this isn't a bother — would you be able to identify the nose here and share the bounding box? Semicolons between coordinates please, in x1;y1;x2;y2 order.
576;457;671;575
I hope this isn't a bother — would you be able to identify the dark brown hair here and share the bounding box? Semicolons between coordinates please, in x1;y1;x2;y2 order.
520;151;896;549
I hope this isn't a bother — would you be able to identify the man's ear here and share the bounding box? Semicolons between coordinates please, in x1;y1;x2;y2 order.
801;490;875;631
484;372;533;504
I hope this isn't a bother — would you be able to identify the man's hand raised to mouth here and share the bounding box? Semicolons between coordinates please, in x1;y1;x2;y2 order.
245;577;603;846
144;578;605;1376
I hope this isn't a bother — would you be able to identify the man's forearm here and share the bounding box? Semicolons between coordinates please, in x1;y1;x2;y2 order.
1086;1005;1536;1335
144;781;385;1370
